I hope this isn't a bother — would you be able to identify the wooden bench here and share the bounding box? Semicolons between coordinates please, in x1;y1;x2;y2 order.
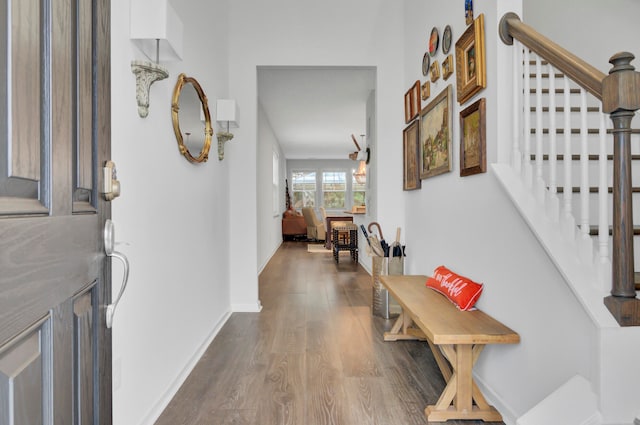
379;275;520;423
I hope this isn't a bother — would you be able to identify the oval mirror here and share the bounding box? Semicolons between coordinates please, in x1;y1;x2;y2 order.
171;73;213;163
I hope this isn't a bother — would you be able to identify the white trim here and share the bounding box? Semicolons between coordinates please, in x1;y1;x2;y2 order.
473;373;518;425
232;301;263;312
138;309;232;425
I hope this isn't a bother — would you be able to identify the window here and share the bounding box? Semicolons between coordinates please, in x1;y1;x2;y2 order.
292;171;316;208
322;171;346;209
352;171;366;206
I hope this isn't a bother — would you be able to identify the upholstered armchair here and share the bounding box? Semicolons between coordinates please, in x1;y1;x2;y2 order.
301;207;326;241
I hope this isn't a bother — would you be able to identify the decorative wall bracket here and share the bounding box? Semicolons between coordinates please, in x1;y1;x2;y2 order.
217;131;234;160
131;60;169;118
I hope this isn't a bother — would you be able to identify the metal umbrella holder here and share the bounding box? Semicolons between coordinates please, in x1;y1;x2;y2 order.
362;224;405;319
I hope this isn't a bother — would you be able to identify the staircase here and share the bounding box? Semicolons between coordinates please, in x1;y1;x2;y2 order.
496;13;640;326
494;13;640;425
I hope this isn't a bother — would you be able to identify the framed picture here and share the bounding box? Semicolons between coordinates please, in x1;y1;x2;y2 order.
404;80;421;123
455;13;486;104
459;98;486;176
442;25;452;54
422;52;430;77
429;27;439;57
430;60;440;82
465;0;473;25
403;120;421;191
421;81;430;101
419;84;453;179
442;54;454;80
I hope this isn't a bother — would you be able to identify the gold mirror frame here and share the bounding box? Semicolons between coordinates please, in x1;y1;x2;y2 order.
171;73;213;163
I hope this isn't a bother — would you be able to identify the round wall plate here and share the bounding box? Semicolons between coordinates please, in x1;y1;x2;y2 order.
422;52;430;76
429;27;439;57
442;25;452;54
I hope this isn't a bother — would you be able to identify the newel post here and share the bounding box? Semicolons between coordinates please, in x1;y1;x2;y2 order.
602;52;640;326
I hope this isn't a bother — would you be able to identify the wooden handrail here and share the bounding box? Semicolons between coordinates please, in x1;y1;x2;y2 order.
499;12;606;100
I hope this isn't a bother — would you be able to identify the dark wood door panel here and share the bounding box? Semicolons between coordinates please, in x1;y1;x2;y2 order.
0;316;50;425
0;0;47;216
0;215;100;346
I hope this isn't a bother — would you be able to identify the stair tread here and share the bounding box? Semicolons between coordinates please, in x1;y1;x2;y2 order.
556;187;640;194
588;225;640;236
529;88;581;94
529;128;640;134
531;154;640;161
530;106;600;113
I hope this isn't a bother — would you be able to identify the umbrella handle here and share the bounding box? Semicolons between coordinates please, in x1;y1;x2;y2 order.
368;222;384;240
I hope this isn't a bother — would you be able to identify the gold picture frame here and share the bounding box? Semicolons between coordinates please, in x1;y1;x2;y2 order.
419;85;453;179
404;80;421;123
455;13;486;104
403;120;421;191
421;81;430;101
430;60;440;83
442;54;454;80
460;98;486;176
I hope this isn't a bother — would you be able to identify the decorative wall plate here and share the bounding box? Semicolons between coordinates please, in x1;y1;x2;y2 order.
422;52;430;76
442;25;452;54
429;27;439;57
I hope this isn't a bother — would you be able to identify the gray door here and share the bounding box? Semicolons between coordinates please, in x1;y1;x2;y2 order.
0;0;112;424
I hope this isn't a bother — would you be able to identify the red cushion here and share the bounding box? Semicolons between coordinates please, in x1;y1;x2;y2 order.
425;265;483;311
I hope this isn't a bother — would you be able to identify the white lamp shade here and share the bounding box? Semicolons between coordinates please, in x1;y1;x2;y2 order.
130;0;183;62
216;99;237;124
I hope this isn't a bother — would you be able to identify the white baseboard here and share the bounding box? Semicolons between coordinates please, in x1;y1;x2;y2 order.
232;301;263;312
473;373;519;425
139;310;232;425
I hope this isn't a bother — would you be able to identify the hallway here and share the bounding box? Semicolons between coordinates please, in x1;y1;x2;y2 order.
155;241;501;424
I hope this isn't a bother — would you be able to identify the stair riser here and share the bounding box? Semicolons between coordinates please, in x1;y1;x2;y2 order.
526;133;640;155
563;193;640;227
534;161;640;187
595;236;640;270
527;110;608;129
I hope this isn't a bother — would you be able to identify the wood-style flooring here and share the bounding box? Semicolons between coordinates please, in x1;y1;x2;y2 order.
155;241;503;425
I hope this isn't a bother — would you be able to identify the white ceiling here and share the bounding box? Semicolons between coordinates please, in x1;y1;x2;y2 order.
257;67;375;160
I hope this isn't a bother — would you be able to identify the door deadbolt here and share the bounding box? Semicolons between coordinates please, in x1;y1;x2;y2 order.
102;161;121;201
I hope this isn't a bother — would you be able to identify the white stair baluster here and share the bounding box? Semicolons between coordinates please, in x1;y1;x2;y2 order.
535;55;545;201
523;49;532;187
547;63;559;220
578;88;594;263
512;41;522;173
580;89;589;236
562;77;574;230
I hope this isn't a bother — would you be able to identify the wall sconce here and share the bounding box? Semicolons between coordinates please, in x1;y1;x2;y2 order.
216;99;237;160
130;0;183;118
353;134;369;184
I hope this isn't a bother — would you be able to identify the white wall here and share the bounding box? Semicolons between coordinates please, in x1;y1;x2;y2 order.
402;0;596;422
523;0;640;73
110;0;232;424
257;102;285;272
227;0;406;312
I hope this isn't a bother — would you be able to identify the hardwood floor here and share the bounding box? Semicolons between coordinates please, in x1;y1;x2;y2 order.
155;241;503;425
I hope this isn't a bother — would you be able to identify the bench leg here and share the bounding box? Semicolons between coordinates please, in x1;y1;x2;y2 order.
425;344;503;423
383;309;426;341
